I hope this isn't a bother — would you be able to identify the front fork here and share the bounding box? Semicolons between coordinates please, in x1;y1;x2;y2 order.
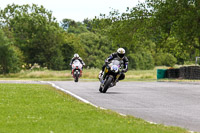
103;67;120;84
103;67;109;79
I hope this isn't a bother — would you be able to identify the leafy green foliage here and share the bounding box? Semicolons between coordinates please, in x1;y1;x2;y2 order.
146;0;200;61
128;51;154;70
0;4;65;70
1;1;200;73
155;52;177;67
0;29;23;74
92;0;200;69
61;33;85;69
79;32;113;68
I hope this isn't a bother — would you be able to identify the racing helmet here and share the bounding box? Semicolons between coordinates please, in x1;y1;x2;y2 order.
74;53;79;58
117;48;125;59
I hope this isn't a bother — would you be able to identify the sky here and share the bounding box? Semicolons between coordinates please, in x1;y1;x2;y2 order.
1;0;145;22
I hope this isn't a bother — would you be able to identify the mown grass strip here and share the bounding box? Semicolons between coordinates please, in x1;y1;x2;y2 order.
0;84;189;133
0;68;157;81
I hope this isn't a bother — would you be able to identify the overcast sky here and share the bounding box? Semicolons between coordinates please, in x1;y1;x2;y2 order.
1;0;145;22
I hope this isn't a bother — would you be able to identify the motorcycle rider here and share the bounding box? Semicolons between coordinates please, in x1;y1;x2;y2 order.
99;48;128;81
70;53;85;72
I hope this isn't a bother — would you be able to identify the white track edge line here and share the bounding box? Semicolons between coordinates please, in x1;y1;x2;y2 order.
41;81;195;133
43;81;106;110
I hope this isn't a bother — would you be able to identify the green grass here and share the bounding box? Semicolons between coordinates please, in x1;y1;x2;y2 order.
0;84;190;133
1;66;200;82
0;68;159;81
0;70;72;81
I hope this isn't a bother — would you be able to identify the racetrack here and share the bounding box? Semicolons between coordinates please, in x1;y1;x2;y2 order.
50;81;200;132
1;80;200;132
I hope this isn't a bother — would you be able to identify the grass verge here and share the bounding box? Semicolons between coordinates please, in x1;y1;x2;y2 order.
0;83;190;133
0;68;158;81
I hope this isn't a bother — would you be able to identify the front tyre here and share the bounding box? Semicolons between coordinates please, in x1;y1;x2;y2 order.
75;72;79;82
102;76;113;93
99;86;103;93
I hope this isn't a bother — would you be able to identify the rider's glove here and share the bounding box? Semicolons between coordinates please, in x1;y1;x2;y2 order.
105;61;108;65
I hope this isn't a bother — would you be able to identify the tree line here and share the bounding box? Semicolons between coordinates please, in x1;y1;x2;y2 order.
0;0;200;74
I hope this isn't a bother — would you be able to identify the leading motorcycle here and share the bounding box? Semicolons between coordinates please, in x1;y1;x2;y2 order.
71;59;83;82
99;59;123;93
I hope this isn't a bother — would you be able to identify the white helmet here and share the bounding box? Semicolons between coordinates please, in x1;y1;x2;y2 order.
74;53;79;58
117;48;125;58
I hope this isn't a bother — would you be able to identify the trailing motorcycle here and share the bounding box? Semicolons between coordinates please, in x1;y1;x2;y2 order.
99;59;123;93
71;59;83;82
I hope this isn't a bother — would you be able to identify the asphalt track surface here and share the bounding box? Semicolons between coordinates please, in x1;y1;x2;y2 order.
1;80;200;132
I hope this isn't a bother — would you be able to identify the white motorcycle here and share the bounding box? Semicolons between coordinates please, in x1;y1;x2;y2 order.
71;59;83;82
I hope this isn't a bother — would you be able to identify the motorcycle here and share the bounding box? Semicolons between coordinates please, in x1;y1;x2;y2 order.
71;59;83;82
99;59;123;93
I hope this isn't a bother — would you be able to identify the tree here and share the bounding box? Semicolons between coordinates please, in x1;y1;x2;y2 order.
0;4;65;70
83;18;93;31
0;29;23;74
61;18;88;34
79;32;113;68
146;0;200;62
92;5;155;69
61;33;85;69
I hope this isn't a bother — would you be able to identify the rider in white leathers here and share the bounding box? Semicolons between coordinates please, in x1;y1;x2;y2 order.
70;54;85;73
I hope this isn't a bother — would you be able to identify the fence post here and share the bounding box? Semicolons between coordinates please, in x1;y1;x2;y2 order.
196;57;200;65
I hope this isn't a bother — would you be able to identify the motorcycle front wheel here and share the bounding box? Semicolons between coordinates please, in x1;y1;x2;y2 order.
74;72;79;82
99;86;103;93
102;76;113;93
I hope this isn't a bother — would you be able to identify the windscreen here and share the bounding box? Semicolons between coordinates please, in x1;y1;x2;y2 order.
111;59;120;66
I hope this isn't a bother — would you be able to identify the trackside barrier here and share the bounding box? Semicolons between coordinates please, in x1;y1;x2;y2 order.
157;69;167;79
157;66;200;80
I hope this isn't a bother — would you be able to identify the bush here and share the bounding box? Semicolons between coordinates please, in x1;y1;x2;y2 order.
128;51;154;70
8;46;24;73
49;49;65;70
155;52;177;67
0;30;24;74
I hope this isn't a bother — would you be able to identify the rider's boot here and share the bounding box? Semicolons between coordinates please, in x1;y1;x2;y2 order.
98;70;103;79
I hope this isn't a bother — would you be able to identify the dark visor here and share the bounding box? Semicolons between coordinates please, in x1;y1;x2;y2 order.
118;53;124;58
